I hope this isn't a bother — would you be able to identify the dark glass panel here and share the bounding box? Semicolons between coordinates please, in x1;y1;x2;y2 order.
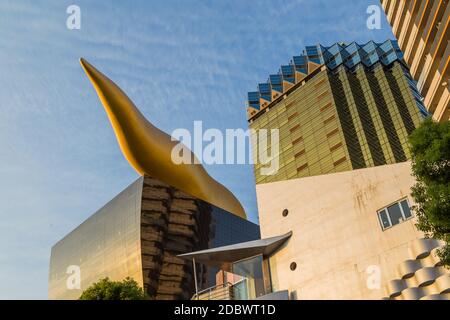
378;209;391;229
400;200;412;219
387;203;403;226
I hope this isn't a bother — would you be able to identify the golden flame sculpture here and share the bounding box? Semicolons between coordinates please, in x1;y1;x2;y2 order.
80;58;246;219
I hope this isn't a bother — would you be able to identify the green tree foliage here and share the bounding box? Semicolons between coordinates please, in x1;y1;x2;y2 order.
79;277;148;300
409;118;450;266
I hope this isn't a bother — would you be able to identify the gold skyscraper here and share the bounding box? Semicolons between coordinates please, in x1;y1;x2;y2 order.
247;41;427;184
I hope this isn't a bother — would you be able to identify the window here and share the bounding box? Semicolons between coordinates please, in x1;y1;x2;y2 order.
377;198;413;230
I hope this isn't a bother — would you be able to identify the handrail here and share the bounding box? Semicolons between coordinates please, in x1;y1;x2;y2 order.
191;279;247;300
195;282;234;296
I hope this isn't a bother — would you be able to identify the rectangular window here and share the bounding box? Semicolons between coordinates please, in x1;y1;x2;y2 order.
333;156;346;167
323;115;335;125
378;209;391;229
377;198;413;231
320;102;332;112
326;128;339;138
287;112;298;121
292;137;303;145
290;124;300;133
330;142;343;152
387;203;403;226
400;199;412;219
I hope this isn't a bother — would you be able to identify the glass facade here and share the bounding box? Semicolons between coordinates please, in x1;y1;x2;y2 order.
49;177;144;300
209;207;260;248
248;41;427;184
49;176;260;300
201;206;261;290
231;255;267;299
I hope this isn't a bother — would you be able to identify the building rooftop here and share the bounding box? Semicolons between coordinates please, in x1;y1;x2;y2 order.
247;40;406;116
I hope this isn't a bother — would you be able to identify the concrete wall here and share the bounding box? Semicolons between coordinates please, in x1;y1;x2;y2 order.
256;161;423;299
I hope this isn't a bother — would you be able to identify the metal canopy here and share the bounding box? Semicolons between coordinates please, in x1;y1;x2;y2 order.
177;232;292;270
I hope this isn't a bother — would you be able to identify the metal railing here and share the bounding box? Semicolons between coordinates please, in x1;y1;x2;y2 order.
191;279;247;300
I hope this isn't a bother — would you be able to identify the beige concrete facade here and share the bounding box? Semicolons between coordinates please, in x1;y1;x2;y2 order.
381;0;450;122
256;162;425;299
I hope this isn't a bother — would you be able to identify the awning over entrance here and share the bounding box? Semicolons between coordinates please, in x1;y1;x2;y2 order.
177;232;292;271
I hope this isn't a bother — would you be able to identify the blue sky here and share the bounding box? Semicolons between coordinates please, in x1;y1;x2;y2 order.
0;0;393;299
